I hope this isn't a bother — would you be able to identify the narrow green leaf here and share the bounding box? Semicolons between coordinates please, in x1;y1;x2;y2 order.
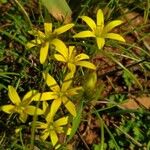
67;101;83;141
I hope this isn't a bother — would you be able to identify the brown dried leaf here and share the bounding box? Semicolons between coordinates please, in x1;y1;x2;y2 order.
121;97;150;109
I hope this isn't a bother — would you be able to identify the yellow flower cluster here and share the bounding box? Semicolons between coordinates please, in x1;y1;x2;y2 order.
1;9;125;148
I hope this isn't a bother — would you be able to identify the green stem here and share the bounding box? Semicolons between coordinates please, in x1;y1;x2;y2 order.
14;0;32;28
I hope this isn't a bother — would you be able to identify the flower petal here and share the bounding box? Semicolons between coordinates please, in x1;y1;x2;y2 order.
22;90;38;103
43;72;60;92
8;86;21;105
96;37;105;49
73;31;95;38
50;130;58;146
28;30;45;38
105;33;125;42
54;54;66;62
80;16;96;31
68;46;75;60
75;53;89;62
62;97;76;117
19;113;28;123
54;23;74;35
40;42;49;64
26;39;41;49
97;9;104;29
54;116;68;127
67;87;83;96
103;20;123;33
68;63;76;74
25;105;43;115
41;130;49;141
36;121;47;129
46;99;62;122
51;39;68;58
43;101;49;114
62;72;74;91
44;23;52;35
32;92;57;101
76;61;96;70
1;105;15;114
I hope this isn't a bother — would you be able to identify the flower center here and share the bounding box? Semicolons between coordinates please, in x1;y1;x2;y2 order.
57;91;65;98
48;122;54;131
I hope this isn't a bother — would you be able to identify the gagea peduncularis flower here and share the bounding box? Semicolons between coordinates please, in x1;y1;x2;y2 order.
73;9;125;49
36;112;68;147
32;72;83;117
53;40;96;73
27;22;74;64
1;86;43;123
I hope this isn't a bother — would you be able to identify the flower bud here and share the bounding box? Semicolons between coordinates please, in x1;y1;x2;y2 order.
84;71;97;91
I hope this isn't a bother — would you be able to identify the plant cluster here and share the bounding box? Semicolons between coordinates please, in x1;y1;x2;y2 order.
0;8;125;148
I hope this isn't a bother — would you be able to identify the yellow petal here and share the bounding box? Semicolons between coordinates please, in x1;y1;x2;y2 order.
41;130;49;140
36;121;47;129
97;9;104;29
55;144;61;149
44;23;52;35
40;42;49;64
54;54;66;62
67;87;83;96
51;39;68;58
1;105;15;114
28;30;45;38
80;16;96;31
55;127;63;133
46;99;62;122
68;63;76;74
43;72;60;92
22;90;38;103
103;20;123;33
32;92;57;101
96;37;105;49
26;39;41;49
54;23;74;35
25;106;43;115
62;97;76;117
73;31;95;38
43;101;49;114
19;113;28;123
75;53;89;62
50;130;58;146
68;46;75;60
105;33;125;42
66;128;71;135
62;72;74;91
76;61;96;70
8;86;21;105
54;116;68;127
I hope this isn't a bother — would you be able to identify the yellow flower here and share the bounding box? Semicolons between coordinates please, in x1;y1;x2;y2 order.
73;9;125;49
1;86;43;123
36;114;68;146
32;72;82;117
53;40;96;73
27;22;74;64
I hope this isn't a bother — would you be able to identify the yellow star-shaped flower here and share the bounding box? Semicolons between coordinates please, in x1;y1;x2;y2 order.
73;9;125;49
27;22;74;64
1;86;43;123
32;72;82;117
53;40;96;73
36;113;68;146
